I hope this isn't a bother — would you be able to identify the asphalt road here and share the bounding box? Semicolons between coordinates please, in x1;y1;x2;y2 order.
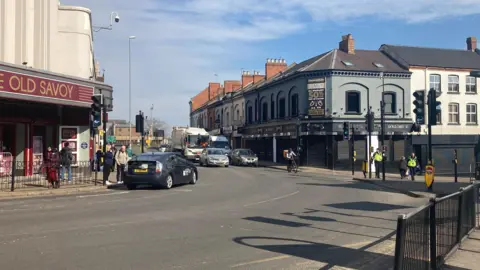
0;166;428;270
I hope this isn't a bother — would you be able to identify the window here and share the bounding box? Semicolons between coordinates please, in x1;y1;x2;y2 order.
345;91;360;113
254;100;258;122
236;109;240;121
383;93;396;114
448;103;459;124
291;94;299;117
278;98;286;118
270;101;275;119
342;60;354;67
466;76;477;93
448;75;459;93
247;106;253;124
429;74;441;92
225;112;229;125
262;102;268;122
436;111;442;125
373;62;384;68
467;103;477;124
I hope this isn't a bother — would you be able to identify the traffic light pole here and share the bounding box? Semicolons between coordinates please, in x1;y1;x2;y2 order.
140;111;145;153
351;124;355;176
102;105;108;154
380;101;386;181
427;89;434;191
368;111;372;179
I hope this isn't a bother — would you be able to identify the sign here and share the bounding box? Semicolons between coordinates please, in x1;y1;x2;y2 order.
107;136;116;143
0;70;93;104
307;78;326;116
61;128;78;140
80;142;88;149
425;165;435;188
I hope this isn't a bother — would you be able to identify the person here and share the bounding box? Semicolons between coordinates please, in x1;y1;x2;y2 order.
95;149;103;172
59;142;73;182
407;152;418;181
286;148;297;172
45;146;54;178
372;148;383;179
103;147;114;185
115;145;128;184
399;156;407;179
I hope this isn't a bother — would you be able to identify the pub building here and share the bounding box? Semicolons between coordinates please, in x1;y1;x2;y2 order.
0;61;113;175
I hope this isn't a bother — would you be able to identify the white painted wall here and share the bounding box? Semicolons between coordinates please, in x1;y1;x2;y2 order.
410;68;480;135
0;0;94;79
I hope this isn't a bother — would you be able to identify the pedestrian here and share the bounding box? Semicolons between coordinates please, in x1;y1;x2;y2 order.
399;156;407;179
45;146;53;178
407;152;418;181
126;144;133;158
372;148;383;179
111;144;117;172
115;145;128;184
95;149;103;172
103;147;114;185
59;142;73;182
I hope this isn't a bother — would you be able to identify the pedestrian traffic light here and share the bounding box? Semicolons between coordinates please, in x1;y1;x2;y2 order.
135;112;144;133
427;89;441;126
343;122;349;139
91;95;102;128
413;90;425;125
365;112;374;132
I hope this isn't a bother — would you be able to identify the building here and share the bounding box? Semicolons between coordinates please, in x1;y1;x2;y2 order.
112;124;142;145
0;0;114;175
380;37;480;174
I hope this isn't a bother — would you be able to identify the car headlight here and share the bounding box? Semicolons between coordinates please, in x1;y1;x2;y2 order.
242;157;247;161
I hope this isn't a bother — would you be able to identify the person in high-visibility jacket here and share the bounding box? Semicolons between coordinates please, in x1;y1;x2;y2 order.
407;153;418;181
372;149;383;178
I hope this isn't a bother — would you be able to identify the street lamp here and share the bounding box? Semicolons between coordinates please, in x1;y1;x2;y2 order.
93;12;120;32
128;36;136;147
380;71;386;181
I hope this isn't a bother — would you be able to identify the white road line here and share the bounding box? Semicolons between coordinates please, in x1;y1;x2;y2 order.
243;191;300;207
230;255;291;268
77;191;130;198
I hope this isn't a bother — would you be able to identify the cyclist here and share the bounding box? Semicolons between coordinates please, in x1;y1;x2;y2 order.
286;148;297;172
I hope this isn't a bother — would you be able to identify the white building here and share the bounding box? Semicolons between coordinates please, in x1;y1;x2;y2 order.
0;0;95;79
381;38;480;173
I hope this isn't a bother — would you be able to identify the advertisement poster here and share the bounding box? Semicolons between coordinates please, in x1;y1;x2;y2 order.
33;136;43;174
59;126;79;167
307;78;326;116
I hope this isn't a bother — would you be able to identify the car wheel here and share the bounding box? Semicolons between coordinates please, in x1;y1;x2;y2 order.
126;184;136;190
165;174;174;189
190;170;197;185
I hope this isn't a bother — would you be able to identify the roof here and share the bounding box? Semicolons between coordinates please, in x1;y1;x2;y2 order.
380;44;480;70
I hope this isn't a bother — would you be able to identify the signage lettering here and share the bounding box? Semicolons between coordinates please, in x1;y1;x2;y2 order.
0;70;93;103
307;78;326;116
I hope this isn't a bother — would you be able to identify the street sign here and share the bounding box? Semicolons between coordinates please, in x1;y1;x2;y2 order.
107;136;116;143
425;165;435;188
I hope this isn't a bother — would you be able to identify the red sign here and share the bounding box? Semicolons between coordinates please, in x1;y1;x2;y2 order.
0;70;93;103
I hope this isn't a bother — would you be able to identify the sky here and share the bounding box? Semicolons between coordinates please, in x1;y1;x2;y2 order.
61;0;480;127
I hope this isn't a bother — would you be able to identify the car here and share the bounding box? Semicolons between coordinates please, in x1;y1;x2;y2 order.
199;148;229;167
124;152;198;190
230;149;258;166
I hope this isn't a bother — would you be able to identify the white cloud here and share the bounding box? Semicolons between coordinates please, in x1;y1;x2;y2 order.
60;0;480;126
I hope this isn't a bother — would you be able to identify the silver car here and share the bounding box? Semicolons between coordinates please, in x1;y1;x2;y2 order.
199;148;229;167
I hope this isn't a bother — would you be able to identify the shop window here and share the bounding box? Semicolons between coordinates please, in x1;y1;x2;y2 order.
247;106;253;124
270;101;275;119
279;98;286;118
262;102;268;122
383;92;396;114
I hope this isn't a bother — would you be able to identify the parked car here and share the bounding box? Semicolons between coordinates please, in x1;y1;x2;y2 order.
124;152;198;190
230;149;258;166
199;148;229;167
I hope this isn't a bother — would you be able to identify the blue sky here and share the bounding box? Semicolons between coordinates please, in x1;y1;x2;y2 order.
62;0;480;127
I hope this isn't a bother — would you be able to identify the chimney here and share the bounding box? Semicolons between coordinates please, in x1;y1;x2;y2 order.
208;82;220;100
265;58;287;80
224;80;241;94
253;71;264;83
467;36;477;51
241;71;254;88
339;34;355;54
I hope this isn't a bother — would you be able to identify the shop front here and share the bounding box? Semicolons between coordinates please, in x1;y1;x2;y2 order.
0;62;113;176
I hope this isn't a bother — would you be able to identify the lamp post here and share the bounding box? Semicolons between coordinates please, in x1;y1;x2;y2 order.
128;36;136;147
380;72;386;181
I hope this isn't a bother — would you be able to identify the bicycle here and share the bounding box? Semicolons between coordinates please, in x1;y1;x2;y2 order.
287;157;299;173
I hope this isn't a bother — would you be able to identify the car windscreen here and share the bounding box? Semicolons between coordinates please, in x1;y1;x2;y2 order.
207;149;224;155
210;141;230;149
187;135;209;148
238;149;254;156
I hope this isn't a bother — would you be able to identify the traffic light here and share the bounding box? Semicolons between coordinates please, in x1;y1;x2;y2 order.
365;112;374;132
428;89;441;126
343;122;349;139
413;90;425;125
135;113;144;133
91;95;102;128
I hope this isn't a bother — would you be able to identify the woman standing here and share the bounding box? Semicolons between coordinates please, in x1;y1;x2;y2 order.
103;148;114;185
399;156;407;179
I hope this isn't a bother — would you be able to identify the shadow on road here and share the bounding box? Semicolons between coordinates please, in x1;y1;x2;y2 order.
297;182;393;194
324;201;412;212
302;208;396;222
282;212;393;230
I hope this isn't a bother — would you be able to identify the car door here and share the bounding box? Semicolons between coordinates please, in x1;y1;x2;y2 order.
200;149;207;164
167;155;184;183
231;150;238;164
176;155;193;183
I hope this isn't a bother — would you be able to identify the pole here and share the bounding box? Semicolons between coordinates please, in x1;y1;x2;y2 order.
381;75;386;181
102;105;107;154
141;111;145;153
454;149;458;183
427;90;433;191
351;124;355;176
128;38;132;148
368;111;372;179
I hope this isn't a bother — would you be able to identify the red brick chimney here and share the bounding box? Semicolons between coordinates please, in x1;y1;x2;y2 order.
339;34;355;54
208;82;220;100
241;71;254;88
467;36;477;51
224;80;241;93
253;71;264;83
265;59;287;80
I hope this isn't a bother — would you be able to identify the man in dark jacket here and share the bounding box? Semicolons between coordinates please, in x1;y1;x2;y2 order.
103;148;114;185
60;142;73;182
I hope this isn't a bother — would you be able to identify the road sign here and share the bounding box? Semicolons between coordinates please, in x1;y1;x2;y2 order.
107;136;116;143
425;165;435;188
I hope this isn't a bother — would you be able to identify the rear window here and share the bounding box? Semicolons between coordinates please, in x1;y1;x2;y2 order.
132;154;170;163
208;149;225;155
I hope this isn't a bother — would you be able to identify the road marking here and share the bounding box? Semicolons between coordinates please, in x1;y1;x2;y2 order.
77;191;130;198
174;189;193;192
243;191;299;207
230;255;291;268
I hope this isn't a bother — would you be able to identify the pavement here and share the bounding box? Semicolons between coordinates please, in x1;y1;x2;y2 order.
0;165;429;270
443;230;480;270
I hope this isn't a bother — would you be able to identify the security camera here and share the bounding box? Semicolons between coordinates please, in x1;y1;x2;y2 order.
114;15;120;23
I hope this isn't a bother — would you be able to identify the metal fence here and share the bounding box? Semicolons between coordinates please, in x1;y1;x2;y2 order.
394;183;479;270
0;160;97;191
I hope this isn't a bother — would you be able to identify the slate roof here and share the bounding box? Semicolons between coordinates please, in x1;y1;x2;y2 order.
380;44;480;70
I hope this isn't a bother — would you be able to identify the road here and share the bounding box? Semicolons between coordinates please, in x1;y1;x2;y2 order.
0;166;427;270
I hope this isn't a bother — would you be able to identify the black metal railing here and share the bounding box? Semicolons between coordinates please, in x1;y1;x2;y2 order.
394;183;479;270
0;160;97;191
